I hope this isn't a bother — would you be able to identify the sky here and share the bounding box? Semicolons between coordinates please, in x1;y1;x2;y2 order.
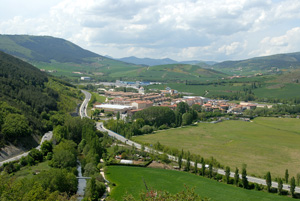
0;0;300;62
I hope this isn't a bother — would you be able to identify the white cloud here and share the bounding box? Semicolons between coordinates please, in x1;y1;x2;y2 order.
0;0;300;61
255;27;300;56
218;42;242;55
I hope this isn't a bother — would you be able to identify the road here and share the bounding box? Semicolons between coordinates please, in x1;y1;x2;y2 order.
81;91;300;193
80;90;91;118
0;131;53;166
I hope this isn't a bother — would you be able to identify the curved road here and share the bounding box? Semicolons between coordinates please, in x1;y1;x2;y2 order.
0;90;91;166
80;90;91;118
0;131;53;166
82;91;300;193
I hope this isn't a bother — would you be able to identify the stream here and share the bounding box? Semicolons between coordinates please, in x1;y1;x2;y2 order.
77;160;86;200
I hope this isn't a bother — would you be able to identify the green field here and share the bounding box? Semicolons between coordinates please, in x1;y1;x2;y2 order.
254;83;300;99
134;117;300;178
12;161;51;180
106;166;292;201
147;82;246;96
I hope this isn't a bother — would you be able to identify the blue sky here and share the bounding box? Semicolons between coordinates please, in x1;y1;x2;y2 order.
0;0;300;61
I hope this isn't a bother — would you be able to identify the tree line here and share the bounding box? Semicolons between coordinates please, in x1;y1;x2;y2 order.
104;102;199;138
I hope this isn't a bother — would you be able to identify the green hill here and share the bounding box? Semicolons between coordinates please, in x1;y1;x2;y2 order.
0;34;142;81
0;35;226;82
112;63;226;82
0;34;100;63
0;51;81;149
213;52;300;75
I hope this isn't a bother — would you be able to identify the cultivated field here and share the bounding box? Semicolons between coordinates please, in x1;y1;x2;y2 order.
134;117;300;178
106;166;292;201
146;81;300;99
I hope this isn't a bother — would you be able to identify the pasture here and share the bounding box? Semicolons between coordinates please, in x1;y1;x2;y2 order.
106;166;292;200
134;117;300;178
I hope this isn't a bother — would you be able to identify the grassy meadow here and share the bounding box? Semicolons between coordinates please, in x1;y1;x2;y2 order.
106;166;292;201
134;117;300;178
146;74;300;99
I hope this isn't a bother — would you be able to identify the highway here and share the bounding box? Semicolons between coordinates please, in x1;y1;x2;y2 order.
81;90;300;193
80;90;91;118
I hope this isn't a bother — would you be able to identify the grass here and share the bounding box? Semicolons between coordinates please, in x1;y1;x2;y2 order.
147;82;246;96
134;117;300;178
91;92;106;103
254;83;300;99
13;161;51;180
106;166;292;201
87;92;106;117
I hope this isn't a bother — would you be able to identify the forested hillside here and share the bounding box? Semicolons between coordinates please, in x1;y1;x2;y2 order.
0;51;81;148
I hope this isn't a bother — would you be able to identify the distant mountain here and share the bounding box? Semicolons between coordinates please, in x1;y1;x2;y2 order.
213;52;300;73
116;56;216;66
117;56;177;66
179;60;218;66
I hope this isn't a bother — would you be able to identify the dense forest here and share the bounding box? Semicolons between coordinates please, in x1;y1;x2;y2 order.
0;51;81;148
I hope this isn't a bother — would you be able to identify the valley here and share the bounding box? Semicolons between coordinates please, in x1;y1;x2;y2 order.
1;34;300;200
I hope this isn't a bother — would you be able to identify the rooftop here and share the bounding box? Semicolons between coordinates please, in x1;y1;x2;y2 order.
95;104;133;110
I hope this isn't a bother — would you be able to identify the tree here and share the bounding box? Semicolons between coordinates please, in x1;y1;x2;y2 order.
201;160;206;176
241;165;248;189
186;151;191;171
28;149;43;163
83;163;98;177
134;106;175;128
285;169;289;183
40;140;53;156
225;166;230;184
208;163;213;178
49;140;77;168
290;176;296;198
176;102;190;114
234;167;239;186
140;125;153;134
266;172;272;192
194;158;198;174
53;125;68;143
182;113;193;126
141;144;145;152
178;149;183;169
278;178;283;195
297;173;300;186
36;168;78;195
85;177;106;201
192;104;202;112
116;111;120;121
2;113;31;139
174;111;182;127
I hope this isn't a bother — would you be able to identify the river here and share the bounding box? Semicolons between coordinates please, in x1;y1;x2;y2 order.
77;160;86;200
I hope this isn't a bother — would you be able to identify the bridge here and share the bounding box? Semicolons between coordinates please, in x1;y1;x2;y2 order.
77;177;91;179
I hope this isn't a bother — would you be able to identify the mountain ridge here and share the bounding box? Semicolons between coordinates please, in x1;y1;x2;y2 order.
213;52;300;71
116;56;217;66
0;34;101;63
